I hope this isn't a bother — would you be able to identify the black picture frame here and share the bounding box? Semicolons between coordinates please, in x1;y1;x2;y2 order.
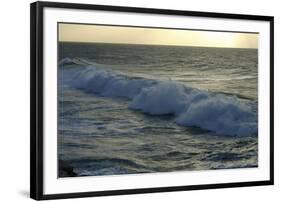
30;1;274;200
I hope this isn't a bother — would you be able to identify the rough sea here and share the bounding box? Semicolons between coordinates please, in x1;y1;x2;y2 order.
58;42;258;177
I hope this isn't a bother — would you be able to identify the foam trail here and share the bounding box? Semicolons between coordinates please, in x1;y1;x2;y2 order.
61;58;258;136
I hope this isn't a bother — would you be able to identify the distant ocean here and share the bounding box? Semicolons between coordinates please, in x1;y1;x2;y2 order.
58;42;258;177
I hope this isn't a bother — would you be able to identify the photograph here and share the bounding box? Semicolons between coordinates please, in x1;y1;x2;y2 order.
57;23;259;178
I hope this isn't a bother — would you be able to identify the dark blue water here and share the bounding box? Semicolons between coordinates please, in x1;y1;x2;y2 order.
58;42;258;177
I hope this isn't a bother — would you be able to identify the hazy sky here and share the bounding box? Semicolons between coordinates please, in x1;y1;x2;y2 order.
59;23;258;48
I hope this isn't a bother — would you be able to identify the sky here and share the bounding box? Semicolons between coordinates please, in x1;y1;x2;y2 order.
59;23;258;49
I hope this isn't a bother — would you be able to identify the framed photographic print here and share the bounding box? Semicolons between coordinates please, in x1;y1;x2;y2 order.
30;1;274;200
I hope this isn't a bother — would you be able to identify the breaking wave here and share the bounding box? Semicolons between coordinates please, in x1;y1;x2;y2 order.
61;58;258;136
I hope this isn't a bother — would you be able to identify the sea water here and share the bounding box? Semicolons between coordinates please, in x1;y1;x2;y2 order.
58;42;258;176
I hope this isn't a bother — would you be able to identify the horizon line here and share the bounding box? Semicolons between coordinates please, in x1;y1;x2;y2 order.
58;41;258;49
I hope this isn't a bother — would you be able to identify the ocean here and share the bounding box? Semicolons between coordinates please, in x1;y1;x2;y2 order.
58;42;258;177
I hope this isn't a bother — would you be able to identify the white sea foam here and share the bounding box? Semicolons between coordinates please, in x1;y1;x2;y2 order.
175;96;257;136
129;82;208;115
61;58;257;136
59;57;96;67
73;66;156;99
59;57;75;66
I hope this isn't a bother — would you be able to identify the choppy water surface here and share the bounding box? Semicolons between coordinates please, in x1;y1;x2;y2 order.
58;42;258;177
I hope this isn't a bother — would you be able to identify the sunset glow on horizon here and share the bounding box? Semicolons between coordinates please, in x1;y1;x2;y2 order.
59;23;258;49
